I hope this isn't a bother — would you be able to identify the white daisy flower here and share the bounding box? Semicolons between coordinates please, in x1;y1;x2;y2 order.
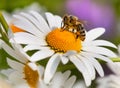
0;40;40;88
39;70;76;88
0;40;77;88
1;2;46;34
11;11;117;86
108;62;120;76
107;44;120;76
97;75;120;88
2;67;77;88
97;62;120;88
97;45;120;88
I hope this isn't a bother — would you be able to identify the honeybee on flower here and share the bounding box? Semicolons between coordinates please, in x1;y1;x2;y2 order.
61;14;86;41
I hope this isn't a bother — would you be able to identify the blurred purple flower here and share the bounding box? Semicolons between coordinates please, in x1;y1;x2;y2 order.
66;0;115;37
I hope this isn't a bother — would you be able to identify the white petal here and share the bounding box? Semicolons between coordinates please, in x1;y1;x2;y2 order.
39;80;48;88
109;83;120;88
11;32;46;45
30;49;54;62
50;72;63;88
73;81;87;88
44;54;61;84
28;62;38;71
20;12;43;31
84;59;95;80
13;83;29;88
83;58;96;80
69;56;91;86
1;41;27;63
54;15;62;28
83;40;117;48
88;57;104;77
77;55;95;80
107;62;120;75
92;53;113;63
64;76;76;88
0;69;14;77
45;12;58;29
29;11;51;34
82;46;117;57
85;28;105;41
81;52;113;63
62;70;71;82
92;40;117;48
80;52;107;77
38;65;44;77
63;50;77;56
51;71;72;88
7;58;24;73
13;15;44;37
9;71;25;85
23;45;49;52
20;12;49;33
11;43;31;62
97;75;120;88
60;55;69;64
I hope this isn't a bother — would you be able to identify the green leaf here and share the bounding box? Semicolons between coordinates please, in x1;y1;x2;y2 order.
0;49;9;70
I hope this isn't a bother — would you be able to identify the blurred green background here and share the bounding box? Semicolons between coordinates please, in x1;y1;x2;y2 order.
0;0;65;14
0;0;120;16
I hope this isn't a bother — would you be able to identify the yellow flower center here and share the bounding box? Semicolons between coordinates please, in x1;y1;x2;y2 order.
46;28;82;53
24;64;39;88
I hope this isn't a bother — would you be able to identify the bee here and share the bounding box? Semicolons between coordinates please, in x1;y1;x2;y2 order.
61;14;86;41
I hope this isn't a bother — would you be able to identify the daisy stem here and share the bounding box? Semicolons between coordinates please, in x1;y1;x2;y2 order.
0;26;9;44
111;57;120;62
0;12;9;34
0;12;12;47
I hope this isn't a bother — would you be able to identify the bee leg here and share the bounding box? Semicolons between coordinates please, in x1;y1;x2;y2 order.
61;22;66;31
61;28;65;32
74;31;79;39
61;25;66;31
61;25;69;31
74;34;79;41
80;37;85;41
76;34;79;39
61;21;64;28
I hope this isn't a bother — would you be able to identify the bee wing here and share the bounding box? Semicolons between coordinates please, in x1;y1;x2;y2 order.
78;20;87;25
